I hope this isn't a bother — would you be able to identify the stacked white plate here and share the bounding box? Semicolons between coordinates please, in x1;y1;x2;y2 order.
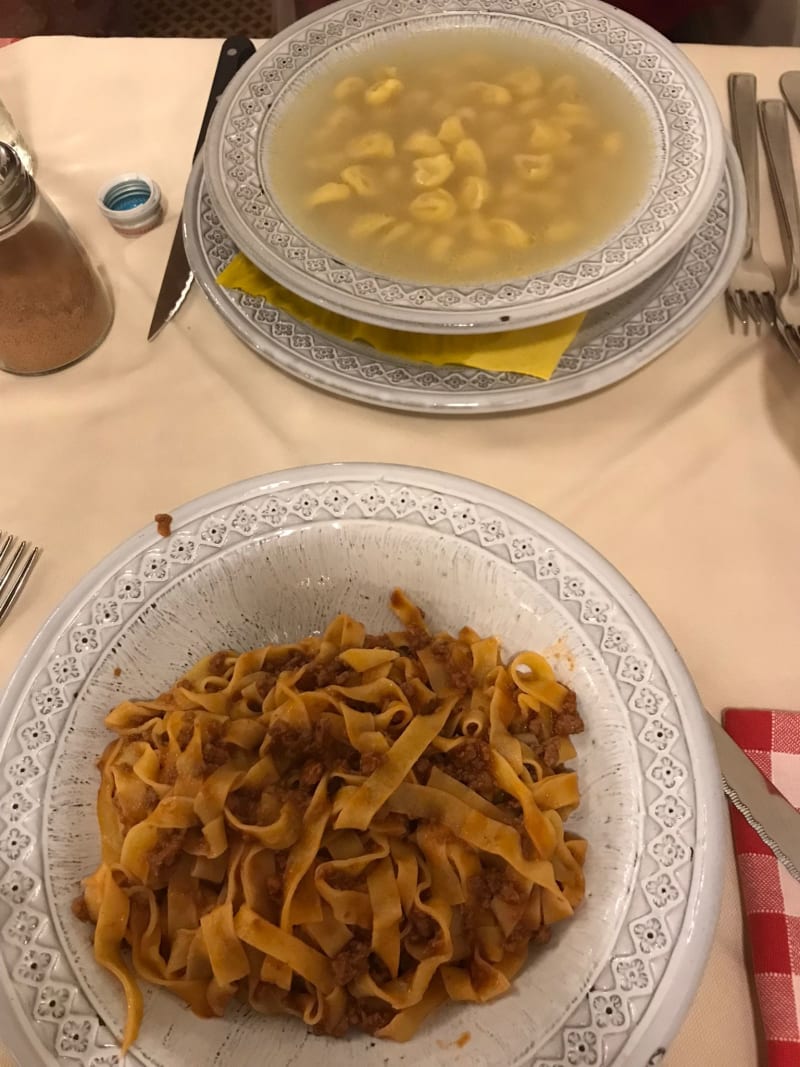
187;0;745;413
191;0;744;411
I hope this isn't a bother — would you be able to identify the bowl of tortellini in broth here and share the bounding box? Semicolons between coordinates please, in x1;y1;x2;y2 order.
205;0;726;333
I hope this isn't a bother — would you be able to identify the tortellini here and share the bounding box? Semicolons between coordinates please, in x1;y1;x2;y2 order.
469;81;513;106
459;175;491;211
504;67;544;97
347;131;395;160
453;138;488;176
438;115;467;145
284;33;649;285
365;77;404;106
307;182;351;207
403;130;444;156
412;153;455;188
409;189;457;222
340;165;379;197
334;76;366;102
348;213;396;238
513;153;554;183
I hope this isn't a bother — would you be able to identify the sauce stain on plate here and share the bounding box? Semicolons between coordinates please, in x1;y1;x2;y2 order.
436;1031;471;1050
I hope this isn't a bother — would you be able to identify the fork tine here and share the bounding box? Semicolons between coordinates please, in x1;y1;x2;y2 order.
0;540;26;599
726;290;748;333
0;533;13;569
759;291;777;327
0;545;40;628
776;316;800;364
724;290;737;332
744;292;763;333
788;325;800;364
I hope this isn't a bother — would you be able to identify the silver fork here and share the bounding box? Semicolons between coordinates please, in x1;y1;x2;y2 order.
0;533;41;628
726;74;777;333
758;99;800;364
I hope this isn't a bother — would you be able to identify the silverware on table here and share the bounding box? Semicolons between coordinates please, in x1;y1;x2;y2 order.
0;532;41;628
148;36;256;342
779;70;800;127
757;98;800;363
709;715;800;881
725;73;776;334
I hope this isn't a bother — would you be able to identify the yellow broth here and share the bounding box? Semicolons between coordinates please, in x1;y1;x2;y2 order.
267;29;654;285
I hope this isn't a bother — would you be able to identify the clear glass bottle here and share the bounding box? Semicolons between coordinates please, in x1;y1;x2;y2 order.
0;141;113;375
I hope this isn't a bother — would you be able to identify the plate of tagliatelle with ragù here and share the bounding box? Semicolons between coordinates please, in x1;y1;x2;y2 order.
0;464;724;1067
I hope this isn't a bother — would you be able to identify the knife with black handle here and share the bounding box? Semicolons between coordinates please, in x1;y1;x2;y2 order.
148;36;256;342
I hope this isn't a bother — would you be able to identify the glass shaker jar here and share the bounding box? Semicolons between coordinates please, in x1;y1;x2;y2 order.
0;141;113;375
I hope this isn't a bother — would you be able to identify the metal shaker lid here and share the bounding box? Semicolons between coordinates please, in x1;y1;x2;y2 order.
0;141;35;233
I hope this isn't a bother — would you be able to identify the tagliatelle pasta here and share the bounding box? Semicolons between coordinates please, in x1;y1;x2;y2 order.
75;590;586;1049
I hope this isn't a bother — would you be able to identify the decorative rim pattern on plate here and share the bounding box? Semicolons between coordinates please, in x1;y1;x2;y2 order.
0;464;724;1067
186;146;745;413
204;0;726;333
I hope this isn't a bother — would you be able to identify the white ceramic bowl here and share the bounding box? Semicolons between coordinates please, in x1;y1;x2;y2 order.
0;464;723;1067
204;0;726;334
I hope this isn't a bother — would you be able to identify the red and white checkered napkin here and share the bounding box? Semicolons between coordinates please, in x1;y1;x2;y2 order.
724;708;800;1067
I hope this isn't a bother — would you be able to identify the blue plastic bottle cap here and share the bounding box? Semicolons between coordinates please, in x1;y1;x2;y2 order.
97;173;163;236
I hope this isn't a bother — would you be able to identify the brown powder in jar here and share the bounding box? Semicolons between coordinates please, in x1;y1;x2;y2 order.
0;218;111;374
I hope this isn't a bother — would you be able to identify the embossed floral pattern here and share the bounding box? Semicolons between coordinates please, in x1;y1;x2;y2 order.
20;721;53;751
36;984;72;1020
642;719;676;751
0;827;32;862
3;791;34;822
49;656;80;683
199;518;228;545
5;755;39;788
0;870;34;905
646;873;680;908
650;756;685;788
114;576;142;601
31;685;67;715
650;833;688;868
58;1017;93;1054
634;917;668;954
603;626;632;654
3;909;41;944
71;627;99;654
15;947;52;984
93;599;121;628
653;795;689;828
259;498;288;525
592;993;626;1028
566;1029;598;1065
619;655;647;683
615;955;651;991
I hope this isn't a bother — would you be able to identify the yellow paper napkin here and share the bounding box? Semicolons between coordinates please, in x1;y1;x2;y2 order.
217;254;584;381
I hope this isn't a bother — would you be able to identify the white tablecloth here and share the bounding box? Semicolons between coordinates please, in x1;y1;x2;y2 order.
3;34;800;1067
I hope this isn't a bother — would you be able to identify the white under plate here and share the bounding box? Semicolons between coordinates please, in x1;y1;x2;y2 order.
0;464;723;1067
204;0;726;333
185;145;744;413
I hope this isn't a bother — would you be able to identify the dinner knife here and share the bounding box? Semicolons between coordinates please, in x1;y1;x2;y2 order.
779;71;800;129
709;715;800;881
147;36;256;342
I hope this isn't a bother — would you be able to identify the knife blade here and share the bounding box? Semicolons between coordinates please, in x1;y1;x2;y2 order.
709;714;800;881
779;71;800;129
148;35;256;341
